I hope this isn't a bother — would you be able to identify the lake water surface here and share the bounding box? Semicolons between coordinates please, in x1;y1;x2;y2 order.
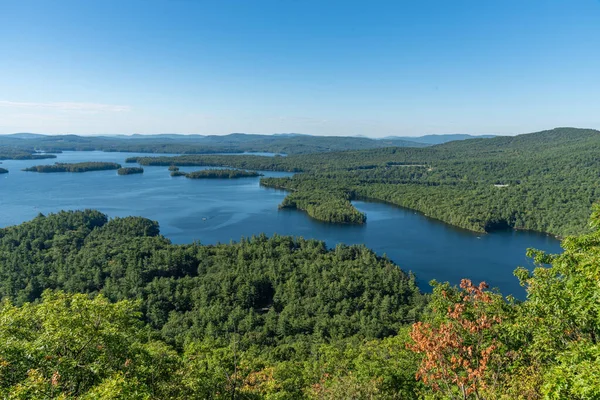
0;151;562;297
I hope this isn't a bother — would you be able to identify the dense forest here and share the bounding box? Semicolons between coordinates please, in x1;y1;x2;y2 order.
117;167;144;175
0;207;599;398
23;162;122;173
184;168;262;179
278;190;367;224
133;128;600;236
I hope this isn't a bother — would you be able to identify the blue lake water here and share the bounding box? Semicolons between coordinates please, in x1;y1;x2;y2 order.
0;151;562;297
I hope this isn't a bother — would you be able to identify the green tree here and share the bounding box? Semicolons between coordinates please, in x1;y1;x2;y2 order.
513;204;600;399
0;291;179;399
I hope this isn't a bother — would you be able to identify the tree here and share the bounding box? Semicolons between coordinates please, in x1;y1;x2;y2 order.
408;280;508;399
0;291;179;398
513;204;600;399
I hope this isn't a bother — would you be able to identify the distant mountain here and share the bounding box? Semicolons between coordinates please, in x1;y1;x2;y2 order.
117;134;207;140
383;134;497;145
270;133;309;137
5;133;47;140
0;131;426;156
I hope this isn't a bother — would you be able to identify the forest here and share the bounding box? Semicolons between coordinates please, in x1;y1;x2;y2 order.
117;167;144;175
184;168;262;179
23;162;122;173
0;207;598;398
133;128;600;236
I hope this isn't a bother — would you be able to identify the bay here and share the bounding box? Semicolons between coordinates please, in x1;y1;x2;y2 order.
0;151;562;296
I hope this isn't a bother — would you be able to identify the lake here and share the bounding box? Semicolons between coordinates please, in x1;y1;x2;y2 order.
0;151;562;297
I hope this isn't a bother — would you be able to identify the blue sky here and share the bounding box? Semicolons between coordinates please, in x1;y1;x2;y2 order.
1;0;599;137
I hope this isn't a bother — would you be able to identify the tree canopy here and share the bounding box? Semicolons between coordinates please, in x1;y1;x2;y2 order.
0;206;599;398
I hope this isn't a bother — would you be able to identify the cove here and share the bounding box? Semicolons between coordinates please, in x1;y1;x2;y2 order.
0;151;562;297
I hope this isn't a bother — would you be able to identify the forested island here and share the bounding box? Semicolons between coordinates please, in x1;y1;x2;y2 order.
279;190;366;224
117;166;144;175
0;167;8;174
133;128;600;236
0;208;598;398
185;168;262;179
23;162;122;173
169;168;262;179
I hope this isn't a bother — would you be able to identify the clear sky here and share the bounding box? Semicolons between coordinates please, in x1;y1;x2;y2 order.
1;0;599;137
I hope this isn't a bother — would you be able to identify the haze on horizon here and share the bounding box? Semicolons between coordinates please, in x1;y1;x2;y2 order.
1;0;599;138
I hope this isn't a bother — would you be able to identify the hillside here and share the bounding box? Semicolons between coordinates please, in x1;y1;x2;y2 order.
1;207;599;399
0;210;425;348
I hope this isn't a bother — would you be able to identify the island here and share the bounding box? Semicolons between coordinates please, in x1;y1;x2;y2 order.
174;168;263;179
0;167;8;174
117;167;144;175
23;162;122;173
277;189;367;224
168;165;179;171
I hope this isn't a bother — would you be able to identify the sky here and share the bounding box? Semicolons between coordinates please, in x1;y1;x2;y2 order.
1;0;599;137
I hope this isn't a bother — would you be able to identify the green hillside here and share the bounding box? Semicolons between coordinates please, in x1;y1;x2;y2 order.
1;207;599;398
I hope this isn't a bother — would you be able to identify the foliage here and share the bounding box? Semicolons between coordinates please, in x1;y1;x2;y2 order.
0;211;425;348
511;203;600;399
1;205;600;398
407;205;600;399
0;291;180;399
0;211;428;398
409;280;510;399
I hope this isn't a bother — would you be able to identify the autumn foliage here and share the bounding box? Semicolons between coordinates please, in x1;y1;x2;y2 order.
409;279;505;399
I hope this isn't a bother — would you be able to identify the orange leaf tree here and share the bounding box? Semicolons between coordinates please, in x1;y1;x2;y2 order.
408;279;510;399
